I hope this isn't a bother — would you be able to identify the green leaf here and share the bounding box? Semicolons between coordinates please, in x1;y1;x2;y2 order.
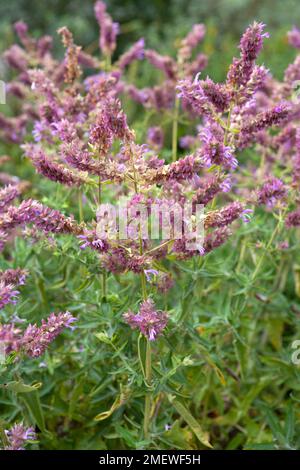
163;420;195;450
113;424;138;448
20;391;49;436
285;403;295;445
2;381;42;393
260;405;286;447
95;331;114;345
226;433;245;450
74;277;94;293
167;395;212;448
267;318;284;350
245;442;276;450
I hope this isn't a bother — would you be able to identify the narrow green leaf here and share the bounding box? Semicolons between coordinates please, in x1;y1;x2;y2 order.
285;403;295;445
20;391;49;436
2;381;42;393
167;395;212;448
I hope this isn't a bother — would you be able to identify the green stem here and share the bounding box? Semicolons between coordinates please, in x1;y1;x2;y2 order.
102;270;107;301
140;270;147;299
97;146;107;301
98;176;102;205
128;143;153;439
236;236;246;274
105;53;112;72
78;190;83;222
172;96;180;162
0;422;9;449
210;105;233;210
97;177;106;300
139;236;152;439
223;105;233;147
97;52;112;304
143;338;152;440
251;216;282;283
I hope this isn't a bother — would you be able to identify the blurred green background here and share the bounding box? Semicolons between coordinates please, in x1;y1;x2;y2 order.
1;0;300;81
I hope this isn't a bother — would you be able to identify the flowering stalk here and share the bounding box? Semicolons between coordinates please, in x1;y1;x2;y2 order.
95;141;106;299
126;142;153;439
172;95;180;162
98;22;114;302
139;239;151;440
137;192;152;441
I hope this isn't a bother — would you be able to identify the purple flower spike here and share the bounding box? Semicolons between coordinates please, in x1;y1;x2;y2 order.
288;27;300;49
0;268;28;287
21;311;77;357
286;209;300;228
117;39;145;70
94;1;119;56
239;22;269;62
147;127;164;150
257;177;287;207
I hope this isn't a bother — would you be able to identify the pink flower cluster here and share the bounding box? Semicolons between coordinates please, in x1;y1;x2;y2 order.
123;298;168;340
4;423;36;450
0;311;76;357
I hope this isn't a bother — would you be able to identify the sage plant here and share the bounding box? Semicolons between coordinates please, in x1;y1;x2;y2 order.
1;1;300;451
